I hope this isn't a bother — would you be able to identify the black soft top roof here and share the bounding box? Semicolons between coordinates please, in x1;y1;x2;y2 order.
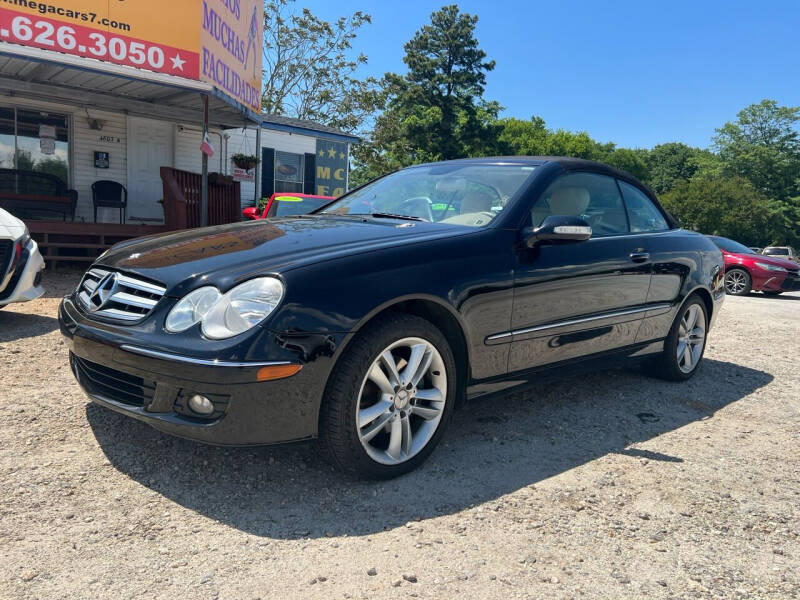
415;156;634;178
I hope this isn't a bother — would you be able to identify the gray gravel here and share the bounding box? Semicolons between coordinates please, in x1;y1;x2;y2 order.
1;269;798;599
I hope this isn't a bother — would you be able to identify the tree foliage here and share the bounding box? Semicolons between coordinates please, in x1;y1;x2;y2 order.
643;143;702;194
261;0;378;132
660;177;779;246
713;99;800;201
351;5;498;185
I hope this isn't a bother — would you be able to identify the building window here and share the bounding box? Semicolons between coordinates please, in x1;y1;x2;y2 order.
274;151;304;193
0;106;70;185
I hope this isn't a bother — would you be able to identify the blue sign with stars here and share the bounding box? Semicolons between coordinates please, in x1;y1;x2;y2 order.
315;140;349;197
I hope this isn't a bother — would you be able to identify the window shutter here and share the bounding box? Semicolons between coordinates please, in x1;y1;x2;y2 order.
304;152;316;194
261;147;275;201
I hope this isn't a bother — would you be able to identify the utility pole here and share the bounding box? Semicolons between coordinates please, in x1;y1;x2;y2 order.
201;93;209;227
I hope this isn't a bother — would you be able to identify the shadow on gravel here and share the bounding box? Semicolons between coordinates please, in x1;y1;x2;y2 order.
0;311;59;342
87;358;772;540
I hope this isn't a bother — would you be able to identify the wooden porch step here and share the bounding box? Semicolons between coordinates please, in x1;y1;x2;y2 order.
24;220;170;267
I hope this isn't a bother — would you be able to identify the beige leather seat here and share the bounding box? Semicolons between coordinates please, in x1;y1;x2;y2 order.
532;186;591;226
460;191;494;214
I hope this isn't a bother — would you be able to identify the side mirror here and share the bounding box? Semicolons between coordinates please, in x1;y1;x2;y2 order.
242;207;260;220
523;215;592;248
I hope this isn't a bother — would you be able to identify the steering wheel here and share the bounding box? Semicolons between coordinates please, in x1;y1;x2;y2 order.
395;196;433;221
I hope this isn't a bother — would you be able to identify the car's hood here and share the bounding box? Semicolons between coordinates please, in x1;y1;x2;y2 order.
96;216;474;295
0;208;25;240
726;251;798;271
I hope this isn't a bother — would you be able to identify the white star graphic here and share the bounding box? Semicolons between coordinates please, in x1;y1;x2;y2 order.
170;53;186;71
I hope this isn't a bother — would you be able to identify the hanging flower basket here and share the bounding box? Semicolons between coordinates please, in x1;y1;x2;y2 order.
231;153;259;170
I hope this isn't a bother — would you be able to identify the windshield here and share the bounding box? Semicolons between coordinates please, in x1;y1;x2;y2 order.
269;195;331;217
763;247;789;256
319;164;536;226
708;236;756;254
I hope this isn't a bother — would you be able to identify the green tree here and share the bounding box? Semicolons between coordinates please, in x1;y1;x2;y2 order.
352;5;497;184
602;147;649;182
713;99;800;201
643;143;702;194
261;0;378;133
660;176;779;246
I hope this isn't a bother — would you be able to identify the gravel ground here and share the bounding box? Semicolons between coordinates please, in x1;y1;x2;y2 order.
1;269;798;599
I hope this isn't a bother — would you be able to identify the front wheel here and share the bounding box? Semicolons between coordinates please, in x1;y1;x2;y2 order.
724;268;751;295
319;312;456;479
644;296;708;381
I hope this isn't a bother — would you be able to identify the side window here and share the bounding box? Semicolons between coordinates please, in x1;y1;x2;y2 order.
618;180;669;232
532;172;629;236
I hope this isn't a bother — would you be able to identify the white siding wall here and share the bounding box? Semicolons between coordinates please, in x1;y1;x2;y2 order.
73;108;127;222
173;127;227;175
225;127;318;207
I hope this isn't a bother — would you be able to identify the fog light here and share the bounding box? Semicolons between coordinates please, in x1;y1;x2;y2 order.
188;394;214;415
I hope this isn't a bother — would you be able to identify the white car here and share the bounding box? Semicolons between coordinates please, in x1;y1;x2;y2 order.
0;208;44;307
762;246;798;264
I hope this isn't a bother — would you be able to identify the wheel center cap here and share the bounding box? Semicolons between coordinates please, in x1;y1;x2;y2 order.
394;389;410;409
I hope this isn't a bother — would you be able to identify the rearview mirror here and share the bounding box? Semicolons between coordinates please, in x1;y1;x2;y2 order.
523;215;592;248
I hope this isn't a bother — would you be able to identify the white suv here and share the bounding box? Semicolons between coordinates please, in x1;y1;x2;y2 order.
0;208;44;307
762;246;798;264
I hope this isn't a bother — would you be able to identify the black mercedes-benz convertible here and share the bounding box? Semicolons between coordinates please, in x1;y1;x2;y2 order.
59;157;725;478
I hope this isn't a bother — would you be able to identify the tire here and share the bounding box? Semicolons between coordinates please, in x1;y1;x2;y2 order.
724;268;751;296
644;295;708;382
319;311;457;479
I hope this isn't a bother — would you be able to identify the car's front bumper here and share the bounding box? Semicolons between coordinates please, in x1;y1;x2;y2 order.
0;238;44;305
779;270;800;292
59;296;336;446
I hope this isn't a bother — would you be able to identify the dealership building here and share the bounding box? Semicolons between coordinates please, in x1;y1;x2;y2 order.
0;0;356;264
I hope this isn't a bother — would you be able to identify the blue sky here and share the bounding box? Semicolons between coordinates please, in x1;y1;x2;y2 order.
300;0;800;150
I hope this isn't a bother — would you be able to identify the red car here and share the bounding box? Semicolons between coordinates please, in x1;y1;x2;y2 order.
708;235;800;296
242;193;335;220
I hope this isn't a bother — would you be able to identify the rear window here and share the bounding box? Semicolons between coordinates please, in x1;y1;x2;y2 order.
763;247;789;256
708;236;757;254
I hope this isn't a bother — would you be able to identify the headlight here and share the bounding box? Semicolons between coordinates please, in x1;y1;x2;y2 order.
754;262;787;273
165;277;284;339
165;286;221;332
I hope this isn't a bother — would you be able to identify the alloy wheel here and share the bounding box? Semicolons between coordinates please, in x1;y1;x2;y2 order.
676;303;706;374
724;270;748;295
356;337;447;465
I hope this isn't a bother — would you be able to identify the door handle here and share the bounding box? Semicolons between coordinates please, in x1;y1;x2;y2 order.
629;251;650;263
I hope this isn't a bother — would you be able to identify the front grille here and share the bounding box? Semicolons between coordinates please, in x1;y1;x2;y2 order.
783;270;800;290
0;240;12;279
76;268;166;322
71;354;156;407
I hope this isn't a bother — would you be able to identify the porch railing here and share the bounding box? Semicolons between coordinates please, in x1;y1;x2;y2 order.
160;167;241;230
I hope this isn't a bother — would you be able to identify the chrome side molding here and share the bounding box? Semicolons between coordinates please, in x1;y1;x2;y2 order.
486;302;673;343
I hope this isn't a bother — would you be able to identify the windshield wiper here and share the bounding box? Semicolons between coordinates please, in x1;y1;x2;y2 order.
369;212;424;222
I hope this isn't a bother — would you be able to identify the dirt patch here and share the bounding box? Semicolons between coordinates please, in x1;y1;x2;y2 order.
1;270;798;599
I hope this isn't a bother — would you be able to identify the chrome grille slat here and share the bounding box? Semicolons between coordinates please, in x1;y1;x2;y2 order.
116;273;166;295
76;268;165;323
93;308;145;321
110;291;158;309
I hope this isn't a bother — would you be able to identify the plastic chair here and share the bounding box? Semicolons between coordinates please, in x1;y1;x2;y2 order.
92;180;127;224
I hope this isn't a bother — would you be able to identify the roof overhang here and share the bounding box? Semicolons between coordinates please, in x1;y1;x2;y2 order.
0;43;261;128
259;119;360;144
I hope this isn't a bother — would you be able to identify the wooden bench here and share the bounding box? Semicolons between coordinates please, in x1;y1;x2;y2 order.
0;169;78;221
